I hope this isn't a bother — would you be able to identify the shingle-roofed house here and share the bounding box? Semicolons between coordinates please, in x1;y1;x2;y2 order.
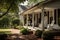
20;0;60;30
19;5;28;24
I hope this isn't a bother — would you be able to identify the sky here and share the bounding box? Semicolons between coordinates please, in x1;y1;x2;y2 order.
20;0;28;5
20;0;45;6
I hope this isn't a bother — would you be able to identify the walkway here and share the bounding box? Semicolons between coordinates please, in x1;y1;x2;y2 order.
0;29;20;34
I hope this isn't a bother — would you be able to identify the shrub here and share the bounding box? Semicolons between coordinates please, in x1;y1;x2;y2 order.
0;17;10;27
19;26;25;30
12;19;20;26
12;19;20;28
43;31;54;40
35;30;42;38
20;28;29;35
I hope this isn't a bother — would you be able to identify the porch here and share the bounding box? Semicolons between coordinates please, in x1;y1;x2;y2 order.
20;0;60;31
22;8;60;30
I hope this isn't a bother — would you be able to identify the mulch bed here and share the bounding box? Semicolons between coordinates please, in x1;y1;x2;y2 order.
1;34;60;40
7;34;43;40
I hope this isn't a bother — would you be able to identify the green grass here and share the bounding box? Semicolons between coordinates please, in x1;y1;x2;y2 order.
0;29;11;34
0;29;11;31
0;27;12;29
0;31;11;34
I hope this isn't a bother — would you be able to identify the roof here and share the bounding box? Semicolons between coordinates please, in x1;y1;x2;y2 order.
20;5;27;10
20;0;60;15
19;5;27;11
42;0;60;5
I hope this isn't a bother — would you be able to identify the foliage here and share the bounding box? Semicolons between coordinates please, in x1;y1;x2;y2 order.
28;0;45;5
0;25;12;28
0;0;25;18
19;26;25;30
0;0;25;12
0;31;11;34
0;0;45;18
2;17;10;25
0;20;3;27
35;30;42;38
0;16;10;27
12;19;20;26
0;13;23;29
43;31;54;40
20;28;29;35
11;19;20;28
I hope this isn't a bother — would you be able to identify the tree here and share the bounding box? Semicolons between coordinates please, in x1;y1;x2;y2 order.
0;16;10;28
0;0;45;18
28;0;45;5
0;20;3;27
12;19;20;28
0;0;25;18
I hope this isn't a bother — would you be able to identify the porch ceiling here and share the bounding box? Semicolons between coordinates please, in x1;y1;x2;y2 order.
21;7;55;15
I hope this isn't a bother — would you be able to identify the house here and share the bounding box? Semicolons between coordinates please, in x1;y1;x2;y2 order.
19;5;28;24
20;0;60;30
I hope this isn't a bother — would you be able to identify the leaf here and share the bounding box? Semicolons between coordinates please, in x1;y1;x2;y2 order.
0;0;25;17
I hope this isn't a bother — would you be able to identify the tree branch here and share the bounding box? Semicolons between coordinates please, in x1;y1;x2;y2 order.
0;1;13;18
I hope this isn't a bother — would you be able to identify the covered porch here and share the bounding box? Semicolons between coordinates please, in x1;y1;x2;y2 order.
21;0;60;31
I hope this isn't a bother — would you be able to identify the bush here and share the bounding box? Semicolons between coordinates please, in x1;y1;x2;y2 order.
12;19;20;28
19;26;25;30
12;19;20;26
43;31;54;40
0;17;10;27
35;30;42;38
20;28;29;35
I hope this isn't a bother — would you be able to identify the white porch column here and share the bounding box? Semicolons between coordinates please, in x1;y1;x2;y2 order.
26;14;28;26
32;14;34;27
53;10;54;22
38;13;40;19
41;7;44;31
56;9;58;24
47;10;51;29
23;15;24;26
35;14;37;27
38;13;40;26
49;10;51;24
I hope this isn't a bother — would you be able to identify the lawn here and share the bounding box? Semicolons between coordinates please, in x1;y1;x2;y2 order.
0;29;11;34
0;29;20;34
0;31;11;34
0;29;12;31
